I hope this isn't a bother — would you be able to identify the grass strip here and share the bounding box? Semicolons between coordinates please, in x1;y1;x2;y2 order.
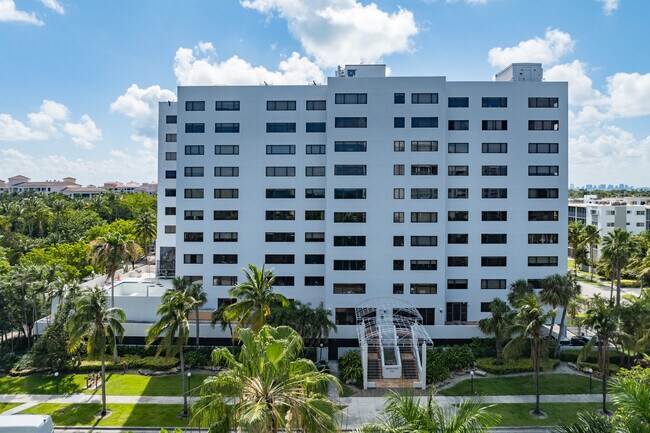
440;373;601;396
492;402;612;426
0;402;20;413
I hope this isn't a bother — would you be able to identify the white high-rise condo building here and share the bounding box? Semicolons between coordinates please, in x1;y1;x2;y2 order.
157;63;568;358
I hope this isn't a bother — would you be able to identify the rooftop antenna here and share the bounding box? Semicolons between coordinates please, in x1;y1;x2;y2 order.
312;80;317;85
264;81;268;86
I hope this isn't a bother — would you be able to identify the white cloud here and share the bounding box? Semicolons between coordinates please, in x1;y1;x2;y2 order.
63;115;102;149
545;60;605;107
195;41;215;54
40;0;64;14
0;0;43;25
598;0;619;15
0;114;48;141
606;72;650;118
488;28;575;68
174;46;325;85
241;0;418;68
0;99;71;141
110;84;176;129
130;134;156;149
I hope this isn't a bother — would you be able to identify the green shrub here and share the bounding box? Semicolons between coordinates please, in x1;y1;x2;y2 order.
578;361;620;375
115;345;159;357
425;350;450;384
424;345;475;384
339;351;363;387
469;338;497;358
0;352;19;371
620;279;640;288
12;352;35;371
559;349;621;363
184;347;214;368
476;357;559;374
76;355;178;372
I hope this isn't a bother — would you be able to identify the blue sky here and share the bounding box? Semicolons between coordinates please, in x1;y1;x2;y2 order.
0;0;648;186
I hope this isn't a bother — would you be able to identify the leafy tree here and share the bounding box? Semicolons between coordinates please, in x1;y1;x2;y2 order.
601;228;637;306
268;301;336;349
554;411;615;433
507;279;533;308
134;211;156;264
478;298;514;364
540;273;565;341
610;366;650;432
184;280;207;348
568;221;586;276
85;220;136;242
583;224;600;281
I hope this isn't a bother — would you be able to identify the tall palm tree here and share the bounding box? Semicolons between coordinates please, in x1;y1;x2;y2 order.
507;279;534;308
134;211;156;270
223;264;290;336
610;369;650;432
478;298;514;364
555;274;581;357
358;390;499;433
504;293;555;415
583;224;600;281
192;325;341;433
601;228;636;306
540;273;565;340
568;221;586;276
185;280;207;348
146;288;199;416
66;286;125;416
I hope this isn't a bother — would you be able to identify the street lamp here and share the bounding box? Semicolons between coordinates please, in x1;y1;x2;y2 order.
588;368;593;393
319;342;324;364
184;371;192;417
470;370;475;395
54;371;60;394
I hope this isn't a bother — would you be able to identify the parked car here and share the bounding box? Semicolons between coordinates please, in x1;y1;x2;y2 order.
0;415;54;433
570;336;590;346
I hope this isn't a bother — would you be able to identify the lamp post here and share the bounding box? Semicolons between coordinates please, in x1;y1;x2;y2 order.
588;368;593;393
187;371;192;411
54;371;60;394
319;342;324;364
470;370;475;395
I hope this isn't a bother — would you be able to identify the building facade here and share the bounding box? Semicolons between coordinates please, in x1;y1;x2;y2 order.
157;63;568;355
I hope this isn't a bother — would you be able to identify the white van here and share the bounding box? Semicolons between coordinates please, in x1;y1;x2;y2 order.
0;415;54;433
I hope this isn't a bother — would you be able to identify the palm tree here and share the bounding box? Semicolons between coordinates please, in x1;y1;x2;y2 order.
583;224;600;281
568;221;586;276
554;411;615;433
601;228;636;306
66;286;125;416
540;273;565;340
358;390;499;433
579;295;619;414
146;288;199;416
134;211;156;270
507;279;534;308
185;281;206;348
478;298;514;364
504;293;555;415
555;274;581;357
610;369;650;432
192;325;341;433
223;264;290;336
566;295;586;337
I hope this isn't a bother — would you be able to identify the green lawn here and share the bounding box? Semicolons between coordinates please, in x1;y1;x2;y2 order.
0;373;210;396
492;403;612;427
0;402;20;413
440;373;601;396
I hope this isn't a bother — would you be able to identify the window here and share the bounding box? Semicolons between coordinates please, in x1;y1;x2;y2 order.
215;145;239;155
213;276;237;286
411;212;437;223
411;260;437;270
335;117;367;128
215;101;240;111
482;188;507;199
214;189;238;199
411;165;437;175
333;235;366;247
164;225;175;234
448;188;469;199
213;167;238;177
266;145;296;155
528;211;559;221
482;142;507;153
214;210;238;220
305;276;324;286
448;279;468;290
393;283;404;294
334;260;366;271
529;165;559;176
184;189;204;199
482;256;507;267
213;254;237;264
274;276;295;286
448;142;469;153
447;302;468;322
393;260;404;271
411;236;437;246
306;145;326;154
411;140;437;151
448;256;468;267
481;303;492;313
165;133;177;142
448;211;469;221
448;97;469;108
482;165;508;176
184;210;204;221
305;188;325;199
334;212;366;223
305;254;325;264
529;97;559;108
448;233;468;244
393;212;404;223
165;188;176;197
418;308;436;325
335;165;366;175
335;308;357;325
165;170;176;179
528;233;559;244
265;232;295;242
164;207;176;216
266;166;296;177
394;117;405;128
333;284;366;294
393;236;404;247
305;210;325;221
306;122;326;133
448;120;469;130
394;164;405;175
529;188;559;199
184;254;203;264
306;100;326;110
185;101;205;111
266;189;295;199
267;100;296;111
165;152;176;162
482;120;507;130
448;166;469;176
482;211;507;221
335;93;367;104
185;123;205;133
481;233;507;244
529;143;559;153
166;115;177;124
215;123;240;133
394;93;405;104
411;93;438;104
411;284;437;295
305;232;325;242
335;141;367;152
334;188;366;199
265;210;295;221
481;279;506;290
411;188;438;199
265;254;295;264
482;97;507;108
266;123;296;133
411;117;438;128
394;140;405;152
529;120;559;131
528;256;559;267
214;232;238;242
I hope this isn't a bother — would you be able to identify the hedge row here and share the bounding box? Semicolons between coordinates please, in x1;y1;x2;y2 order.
559;349;622;363
475;357;559;374
78;355;178;372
